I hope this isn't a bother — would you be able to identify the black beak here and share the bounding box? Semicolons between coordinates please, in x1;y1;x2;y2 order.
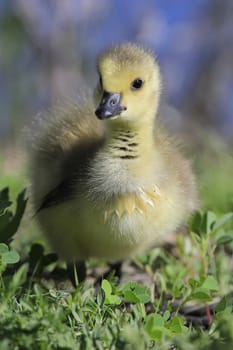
95;91;126;119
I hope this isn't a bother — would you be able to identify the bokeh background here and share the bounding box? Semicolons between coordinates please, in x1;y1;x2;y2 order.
0;0;233;212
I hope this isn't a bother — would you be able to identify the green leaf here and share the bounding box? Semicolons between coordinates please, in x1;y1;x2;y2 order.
8;264;28;293
0;243;9;253
213;213;233;231
96;287;105;308
201;276;219;292
190;287;212;302
0;211;12;231
101;279;121;305
189;211;202;233
173;278;185;297
190;232;202;245
167;316;184;334
0;200;12;214
0;188;27;243
216;234;233;246
202;211;216;234
1;250;20;264
121;281;151;304
101;279;112;295
0;188;10;201
144;314;168;341
106;294;122;305
123;290;141;303
188;278;200;289
216;295;233;314
148;313;164;327
0;188;12;214
163;310;170;321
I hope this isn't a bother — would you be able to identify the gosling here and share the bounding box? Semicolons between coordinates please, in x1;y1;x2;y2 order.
30;43;198;269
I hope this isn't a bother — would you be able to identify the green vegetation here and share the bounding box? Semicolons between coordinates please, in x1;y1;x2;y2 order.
0;139;233;349
0;185;233;349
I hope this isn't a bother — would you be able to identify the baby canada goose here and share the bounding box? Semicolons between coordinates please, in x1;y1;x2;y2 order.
30;43;198;276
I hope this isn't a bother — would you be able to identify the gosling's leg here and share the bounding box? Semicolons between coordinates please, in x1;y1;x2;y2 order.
107;261;123;280
95;261;123;286
67;261;86;286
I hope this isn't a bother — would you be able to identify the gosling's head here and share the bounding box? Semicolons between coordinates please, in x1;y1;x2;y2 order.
95;43;161;126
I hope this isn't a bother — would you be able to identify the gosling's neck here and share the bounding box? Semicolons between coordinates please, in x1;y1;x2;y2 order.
90;114;160;197
105;117;155;161
100;115;159;190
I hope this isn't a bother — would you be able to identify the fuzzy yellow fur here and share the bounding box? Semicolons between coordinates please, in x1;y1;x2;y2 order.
29;43;198;262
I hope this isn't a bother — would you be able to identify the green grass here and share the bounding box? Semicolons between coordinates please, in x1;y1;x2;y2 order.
0;138;233;349
1;189;233;349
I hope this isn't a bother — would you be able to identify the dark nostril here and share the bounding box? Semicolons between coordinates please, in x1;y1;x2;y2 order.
110;98;117;106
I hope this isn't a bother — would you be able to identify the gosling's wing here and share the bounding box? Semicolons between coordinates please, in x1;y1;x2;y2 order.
35;178;75;213
35;134;105;213
28;95;106;211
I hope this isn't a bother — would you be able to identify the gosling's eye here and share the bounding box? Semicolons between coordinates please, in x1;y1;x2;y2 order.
131;78;144;90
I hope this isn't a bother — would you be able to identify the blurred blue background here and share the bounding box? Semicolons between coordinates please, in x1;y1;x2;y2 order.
0;0;233;143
